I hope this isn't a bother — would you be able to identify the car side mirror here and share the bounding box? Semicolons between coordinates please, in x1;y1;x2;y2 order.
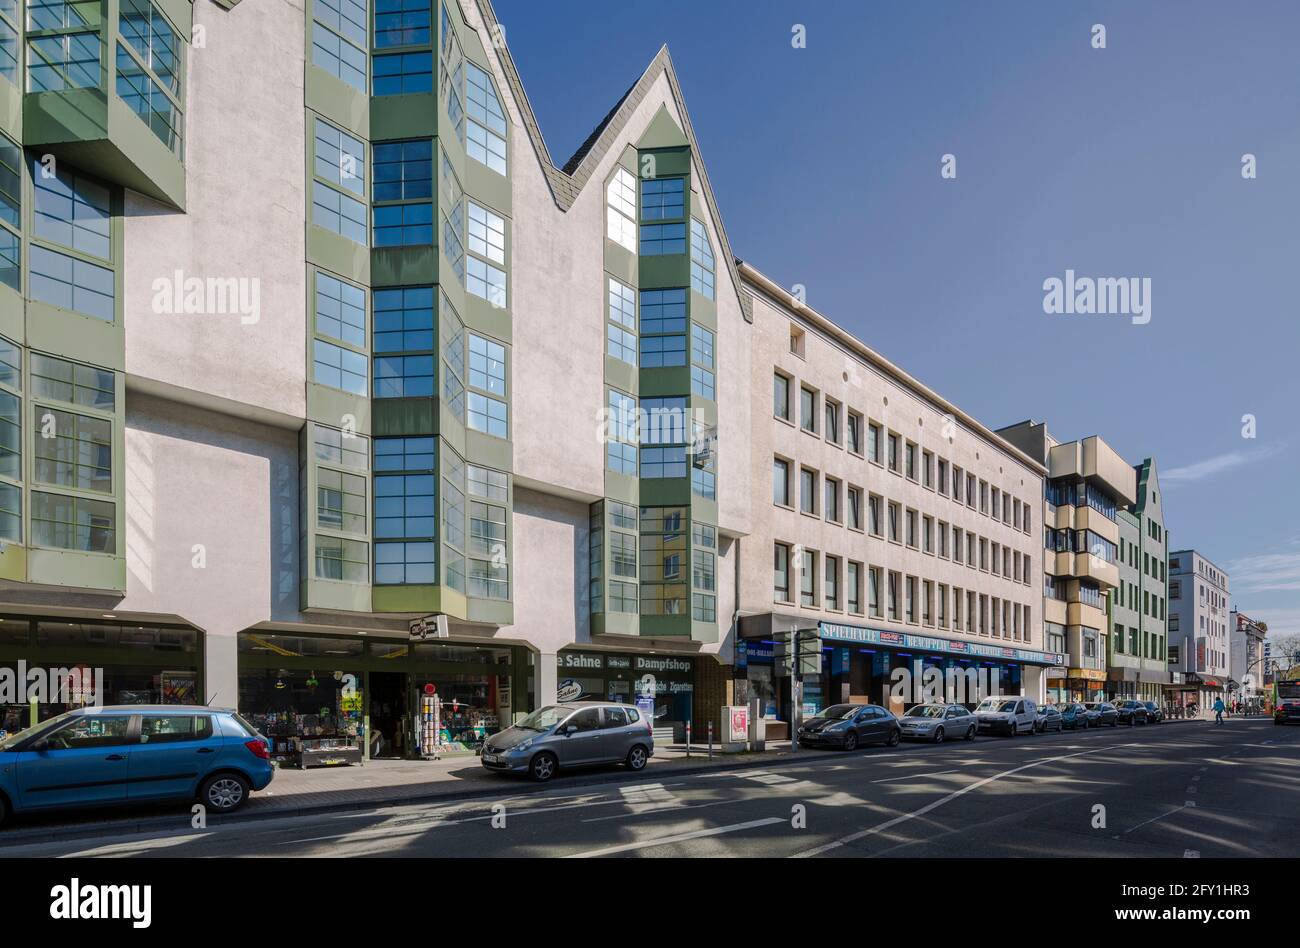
29;739;48;752
563;724;578;736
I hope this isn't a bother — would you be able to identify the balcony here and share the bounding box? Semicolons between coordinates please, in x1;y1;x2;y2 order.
22;0;189;209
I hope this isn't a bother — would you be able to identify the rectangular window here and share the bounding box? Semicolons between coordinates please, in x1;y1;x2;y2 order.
374;473;434;538
317;466;367;534
607;278;637;365
373;285;433;352
868;422;882;463
774;542;790;602
0;228;16;292
638;333;685;368
466;391;507;438
847;561;862;615
33;159;111;259
639;221;685;255
824;400;840;444
800;467;816;515
31;489;114;553
824;476;840;523
115;40;181;154
314;118;366;196
640;177;684;220
28;245;114;321
773;372;790;421
868;566;882;617
27;30;100;92
373;354;434;398
847;485;862;530
0;17;18;87
605;389;636;476
311;20;366;92
800;548;817;607
373;201;433;247
315;272;366;348
824;555;840;611
313;338;368;395
690;324;714;399
373;138;432;202
800;387;817;433
373;49;432;95
373;434;433;473
847;411;862;455
313;181;368;245
374;0;429;47
33;405;110;493
773;457;790;506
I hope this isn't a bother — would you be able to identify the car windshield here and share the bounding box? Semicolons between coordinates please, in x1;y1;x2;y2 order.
514;706;573;731
812;705;857;721
0;709;79;750
906;705;946;718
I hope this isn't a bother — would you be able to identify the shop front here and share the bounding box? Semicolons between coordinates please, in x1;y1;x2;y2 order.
237;631;526;766
1057;668;1108;703
554;649;695;735
736;619;1063;727
1106;668;1170;704
0;617;202;736
1162;672;1224;715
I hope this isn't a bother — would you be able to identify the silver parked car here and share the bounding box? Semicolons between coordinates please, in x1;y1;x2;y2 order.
480;701;653;782
899;703;977;743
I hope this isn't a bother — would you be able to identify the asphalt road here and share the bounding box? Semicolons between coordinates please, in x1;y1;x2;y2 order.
4;717;1295;858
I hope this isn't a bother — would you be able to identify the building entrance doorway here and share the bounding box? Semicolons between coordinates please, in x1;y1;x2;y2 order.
369;672;409;758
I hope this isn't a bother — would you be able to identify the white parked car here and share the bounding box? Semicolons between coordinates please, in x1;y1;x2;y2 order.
974;696;1037;736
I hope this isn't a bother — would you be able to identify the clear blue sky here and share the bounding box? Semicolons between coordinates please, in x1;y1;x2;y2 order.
494;0;1300;642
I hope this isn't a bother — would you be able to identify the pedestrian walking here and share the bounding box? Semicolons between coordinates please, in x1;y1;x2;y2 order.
1213;697;1226;725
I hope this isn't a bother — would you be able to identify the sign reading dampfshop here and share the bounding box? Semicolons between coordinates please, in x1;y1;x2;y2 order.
817;622;1066;667
557;651;694;676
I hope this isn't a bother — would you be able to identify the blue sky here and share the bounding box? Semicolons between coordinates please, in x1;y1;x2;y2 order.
494;0;1300;642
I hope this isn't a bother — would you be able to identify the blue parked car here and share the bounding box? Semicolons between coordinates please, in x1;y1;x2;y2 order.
1057;702;1091;730
0;706;274;827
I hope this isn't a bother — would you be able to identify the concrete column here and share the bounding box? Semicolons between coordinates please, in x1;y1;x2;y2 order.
204;624;240;708
1023;666;1046;703
537;652;558;707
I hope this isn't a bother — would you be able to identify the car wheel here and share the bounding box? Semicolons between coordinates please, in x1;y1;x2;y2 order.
932;726;945;744
966;725;976;741
626;744;649;771
529;752;558;782
1006;722;1015;738
200;772;250;814
842;732;859;752
887;728;901;747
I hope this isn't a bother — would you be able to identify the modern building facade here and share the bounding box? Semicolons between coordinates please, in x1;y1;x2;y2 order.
0;0;1072;754
1108;458;1169;702
1167;550;1231;709
997;422;1136;704
737;266;1051;727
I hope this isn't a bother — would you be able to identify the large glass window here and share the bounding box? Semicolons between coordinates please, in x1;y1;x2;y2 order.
374;473;435;538
28;246;113;321
33;405;111;493
373;138;432;201
640;507;687;616
606;389;636;476
373;201;433;246
313;423;368;470
639;222;685;256
27;29;99;91
33;160;111;259
115;9;182;155
640;177;683;220
315;534;368;583
464;61;506;175
313;339;368;395
314;118;366;196
373;49;432;95
0;130;20;229
373;353;433;398
374;0;429;47
314;272;366;348
31;489;114;552
311;19;365;92
312;181;367;245
373;435;434;472
690;324;714;400
0;11;18;87
31;352;113;409
317;467;366;533
373;285;433;352
606;277;636;365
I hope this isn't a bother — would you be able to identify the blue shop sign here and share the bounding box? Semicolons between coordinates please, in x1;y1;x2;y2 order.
817;621;1065;667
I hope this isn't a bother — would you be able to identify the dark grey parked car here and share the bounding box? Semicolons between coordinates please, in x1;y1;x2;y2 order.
1115;700;1149;725
480;702;653;782
797;704;901;751
1084;702;1119;727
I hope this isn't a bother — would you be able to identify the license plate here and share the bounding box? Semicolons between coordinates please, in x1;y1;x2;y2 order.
483;754;499;763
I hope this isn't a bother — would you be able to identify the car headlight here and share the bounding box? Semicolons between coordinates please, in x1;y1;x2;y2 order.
512;738;535;753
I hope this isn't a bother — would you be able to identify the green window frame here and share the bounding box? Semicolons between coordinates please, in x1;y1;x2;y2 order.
31;489;114;553
317;466;367;534
33;404;111;493
315;534;368;583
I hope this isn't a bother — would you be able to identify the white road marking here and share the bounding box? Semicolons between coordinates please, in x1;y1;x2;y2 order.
871;769;960;784
565;817;785;857
1123;803;1192;835
790;744;1125;858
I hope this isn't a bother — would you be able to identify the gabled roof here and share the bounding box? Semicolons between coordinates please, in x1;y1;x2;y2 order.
472;0;751;321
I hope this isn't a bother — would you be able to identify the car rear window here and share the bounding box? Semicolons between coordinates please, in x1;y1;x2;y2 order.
140;715;213;744
605;707;628;728
229;713;263;737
